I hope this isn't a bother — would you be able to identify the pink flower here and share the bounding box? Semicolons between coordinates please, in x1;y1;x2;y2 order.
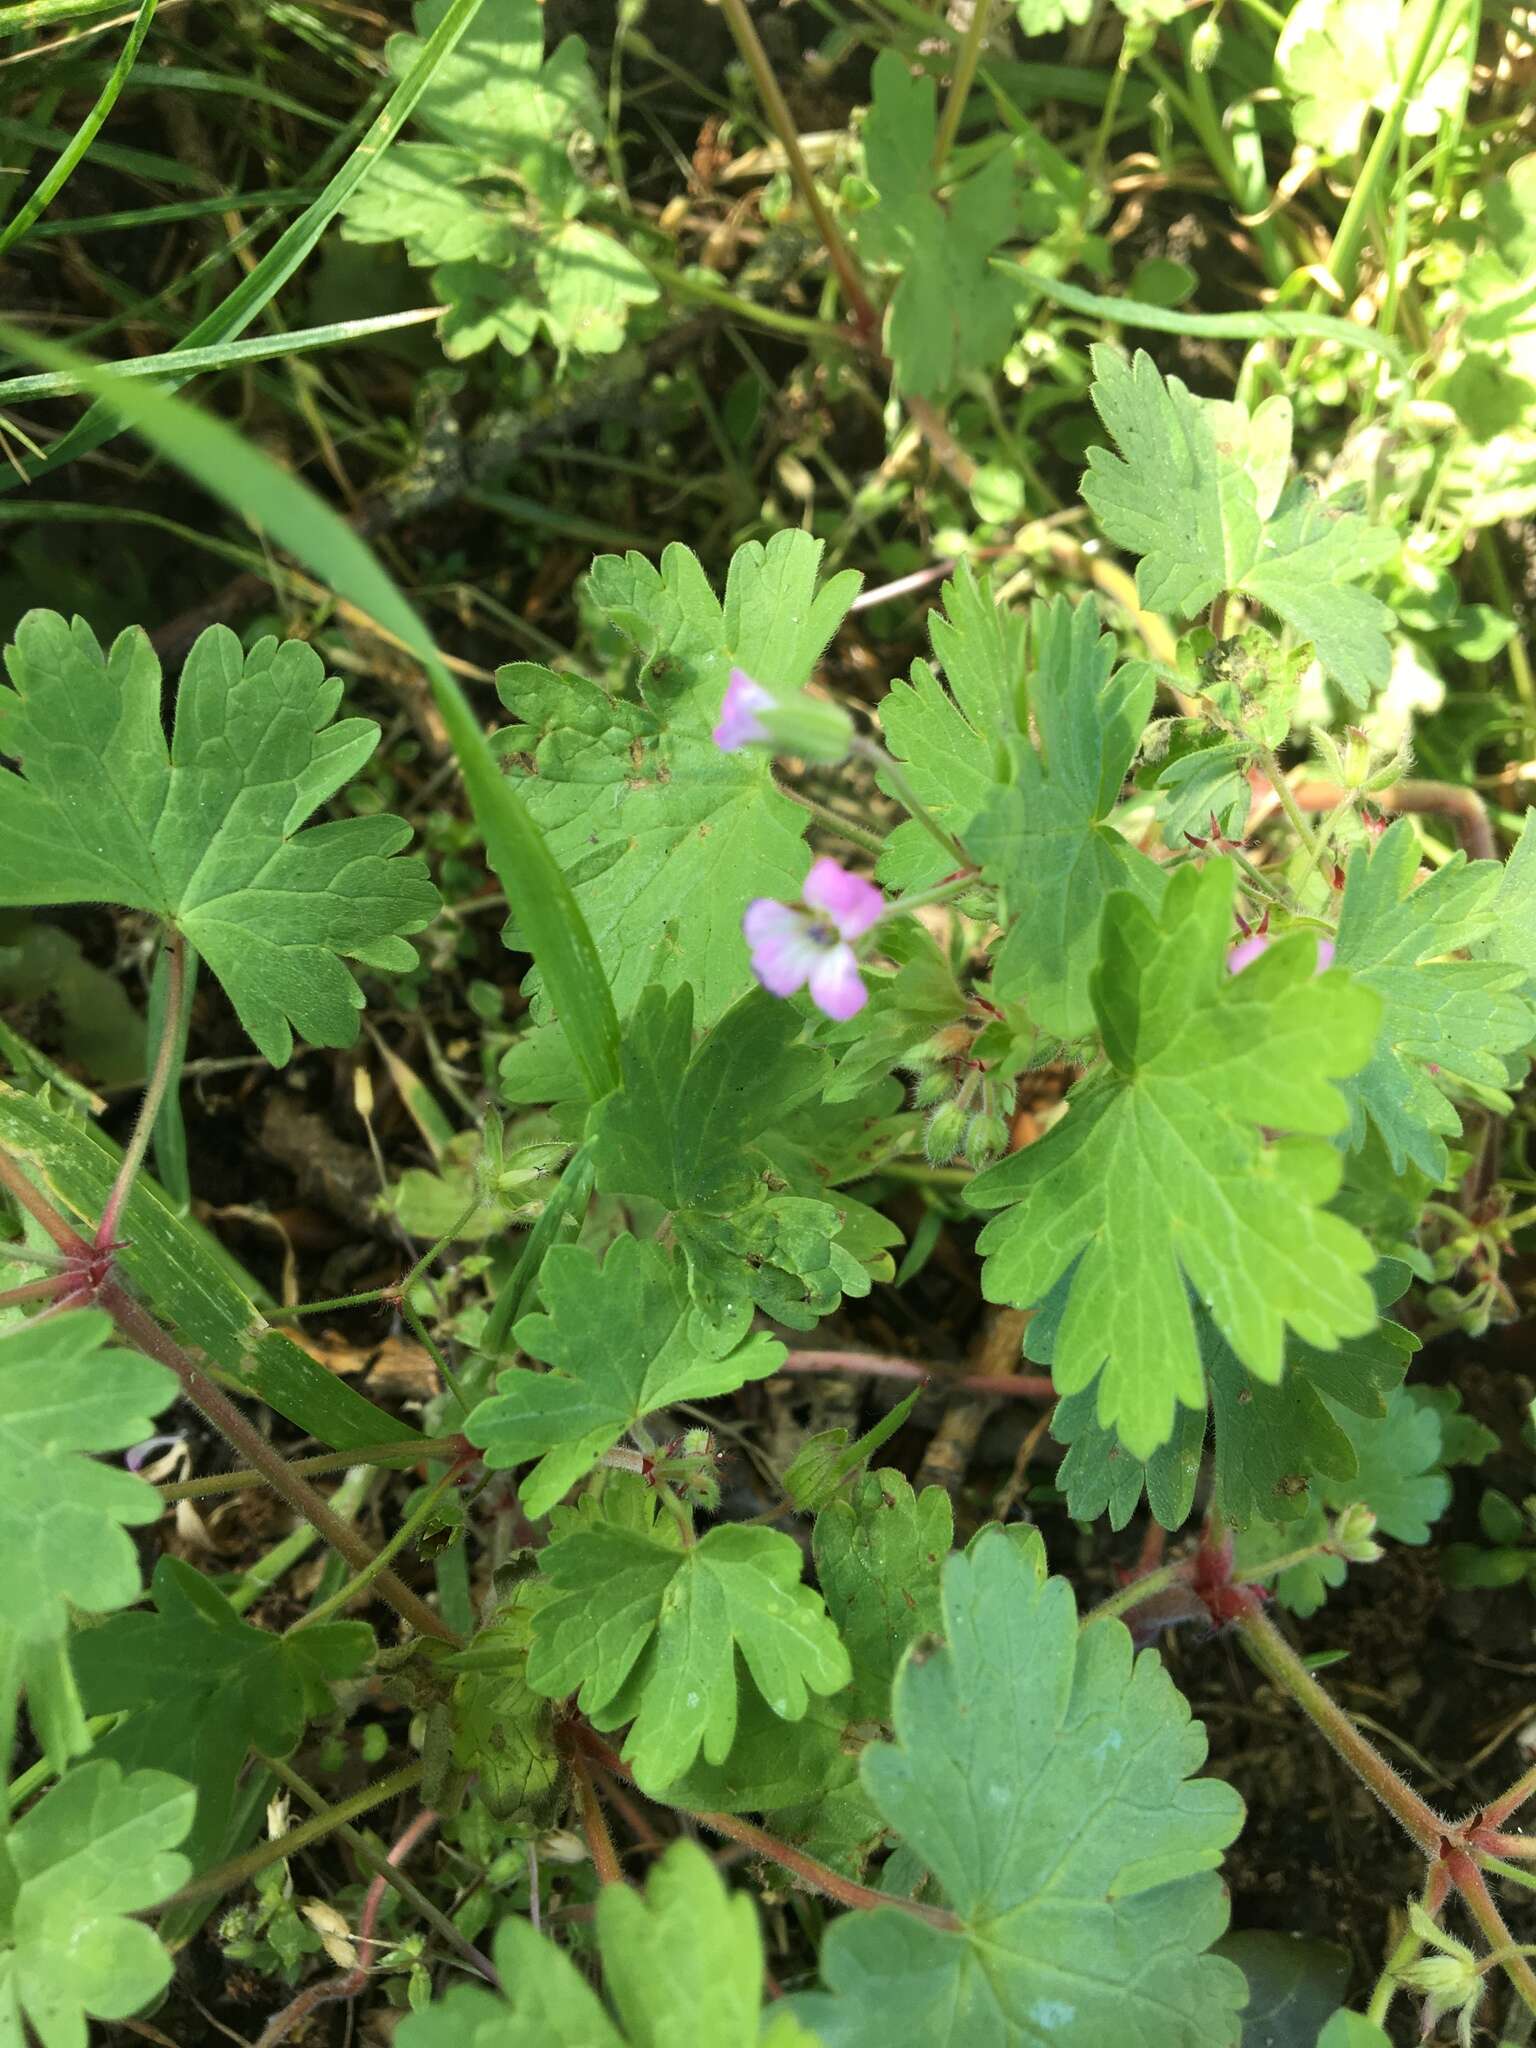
1226;933;1335;975
713;667;773;752
743;857;884;1020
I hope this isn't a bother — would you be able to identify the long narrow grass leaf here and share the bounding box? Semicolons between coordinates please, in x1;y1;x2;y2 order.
0;0;157;257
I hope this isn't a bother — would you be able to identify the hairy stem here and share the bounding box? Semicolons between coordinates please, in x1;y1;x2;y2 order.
782;1348;1054;1401
1448;1851;1536;2020
853;737;970;873
774;780;888;859
99;1279;457;1644
932;0;994;168
0;1146;85;1255
97;928;186;1250
692;1804;960;1930
1254;746;1325;863
571;1745;625;1886
290;1461;461;1631
1236;1602;1444;1853
1483;1760;1536;1830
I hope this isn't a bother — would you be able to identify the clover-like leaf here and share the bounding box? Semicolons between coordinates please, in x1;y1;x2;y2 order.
591;985;876;1351
967;859;1383;1455
0;1311;174;1648
395;1841;818;2048
971;594;1162;1038
1276;0;1473;161
71;1557;372;1869
1335;818;1534;1178
873;562;1026;891
0;1760;194;2048
467;1235;783;1515
790;1529;1247;2048
0;614;439;1064
855;52;1022;398
526;1519;851;1793
1082;348;1398;703
496;533;860;1023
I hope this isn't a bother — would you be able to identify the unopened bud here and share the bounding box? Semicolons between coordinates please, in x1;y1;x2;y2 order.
756;692;855;766
1330;1503;1382;1565
925;1101;968;1164
1189;16;1222;68
911;1024;974;1067
912;1069;954;1109
963;1111;1011;1169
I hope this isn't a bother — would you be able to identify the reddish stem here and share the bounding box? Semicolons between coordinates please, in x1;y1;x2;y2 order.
1447;1851;1536;2020
571;1744;625;1887
0;1146;85;1255
1482;1760;1536;1830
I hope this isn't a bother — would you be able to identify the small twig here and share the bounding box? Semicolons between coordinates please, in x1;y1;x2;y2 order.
0;1145;85;1254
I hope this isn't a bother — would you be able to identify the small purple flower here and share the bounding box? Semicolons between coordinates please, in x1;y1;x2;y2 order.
743;857;884;1020
713;667;774;752
1226;933;1335;975
125;1433;185;1473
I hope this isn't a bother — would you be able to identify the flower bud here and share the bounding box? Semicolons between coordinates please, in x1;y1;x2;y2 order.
963;1110;1011;1169
1329;1503;1382;1565
925;1101;968;1164
1189;16;1222;69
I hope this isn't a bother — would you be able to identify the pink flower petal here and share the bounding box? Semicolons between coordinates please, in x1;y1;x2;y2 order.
713;668;773;752
1226;934;1269;975
1315;937;1336;971
809;942;868;1019
803;856;884;940
744;899;820;996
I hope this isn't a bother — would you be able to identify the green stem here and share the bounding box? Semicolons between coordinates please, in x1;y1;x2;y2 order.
291;1463;461;1632
97;928;186;1249
854;738;970;872
161;1762;425;1906
226;1466;372;1616
6;1717;123;1811
1081;1562;1188;1627
932;0;994;170
878;875;981;925
713;0;881;342
1255;747;1324;864
774;781;888;859
158;1438;455;1504
1236;1602;1443;1853
263;1200;480;1321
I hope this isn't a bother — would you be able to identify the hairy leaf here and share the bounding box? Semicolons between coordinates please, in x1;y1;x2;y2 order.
496;533;860;1023
526;1519;850;1793
968;860;1382;1455
972;594;1162;1038
790;1530;1247;2047
1334;818;1534;1178
591;985;876;1351
0;1760;193;2048
872;564;1026;892
1082;348;1398;703
71;1558;372;1869
813;1470;952;1722
468;1234;783;1515
395;1840;817;2047
855;52;1022;398
0;614;438;1064
0;1311;173;1647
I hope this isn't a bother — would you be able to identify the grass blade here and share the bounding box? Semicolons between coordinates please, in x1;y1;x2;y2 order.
0;0;157;258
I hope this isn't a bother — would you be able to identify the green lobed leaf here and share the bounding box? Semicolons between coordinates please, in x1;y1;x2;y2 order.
971;593;1162;1038
0;613;439;1065
395;1839;817;2047
855;51;1022;398
1216;1929;1349;2048
872;561;1026;892
70;1558;372;1869
1334;818;1534;1179
0;1760;194;2048
1475;808;1536;1001
467;1233;784;1515
0;1311;174;1647
790;1528;1247;2047
496;532;860;1025
526;1517;850;1793
1081;347;1398;704
1276;0;1474;161
967;859;1383;1456
590;985;875;1351
812;1469;952;1722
